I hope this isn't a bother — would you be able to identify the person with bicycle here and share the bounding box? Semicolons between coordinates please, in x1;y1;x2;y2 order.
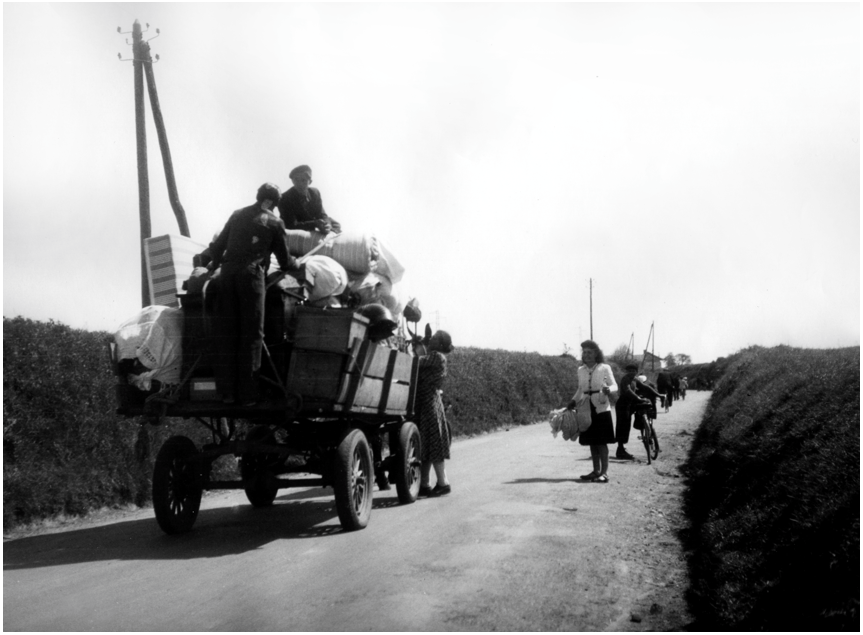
613;363;650;461
633;374;664;440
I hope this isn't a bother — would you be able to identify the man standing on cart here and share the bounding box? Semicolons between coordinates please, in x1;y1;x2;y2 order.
208;183;302;405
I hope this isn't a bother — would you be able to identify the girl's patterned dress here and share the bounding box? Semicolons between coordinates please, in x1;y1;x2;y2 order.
416;351;452;462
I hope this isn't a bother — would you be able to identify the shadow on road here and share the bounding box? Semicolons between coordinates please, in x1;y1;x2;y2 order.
505;477;576;484
4;486;406;572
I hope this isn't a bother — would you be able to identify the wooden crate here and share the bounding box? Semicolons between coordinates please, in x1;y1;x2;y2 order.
292;307;368;354
347;379;412;413
286;341;417;415
144;234;207;308
337;344;417;415
286;349;350;403
361;344;414;381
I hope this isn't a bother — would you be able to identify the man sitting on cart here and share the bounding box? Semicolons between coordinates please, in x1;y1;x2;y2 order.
208;182;302;405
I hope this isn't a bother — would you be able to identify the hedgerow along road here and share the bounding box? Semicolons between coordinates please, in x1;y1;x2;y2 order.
4;392;708;631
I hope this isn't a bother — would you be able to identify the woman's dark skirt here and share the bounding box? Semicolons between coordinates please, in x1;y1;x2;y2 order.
578;402;615;446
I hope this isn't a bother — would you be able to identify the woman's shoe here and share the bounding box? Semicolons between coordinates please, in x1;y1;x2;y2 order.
429;484;451;497
580;472;599;481
418;485;433;497
591;474;609;484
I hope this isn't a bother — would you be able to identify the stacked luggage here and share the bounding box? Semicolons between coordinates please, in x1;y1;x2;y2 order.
111;230;414;412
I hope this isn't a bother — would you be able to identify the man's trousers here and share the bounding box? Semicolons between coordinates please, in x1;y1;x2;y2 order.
214;262;265;402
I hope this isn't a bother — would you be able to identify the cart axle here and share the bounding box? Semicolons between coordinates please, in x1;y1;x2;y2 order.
205;478;326;491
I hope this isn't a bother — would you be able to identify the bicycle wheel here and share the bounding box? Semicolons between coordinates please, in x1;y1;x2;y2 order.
642;421;653;465
649;423;660;460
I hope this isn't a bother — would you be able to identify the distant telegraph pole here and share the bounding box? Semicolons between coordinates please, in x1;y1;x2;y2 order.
589;278;593;340
642;321;656;371
119;19;190;306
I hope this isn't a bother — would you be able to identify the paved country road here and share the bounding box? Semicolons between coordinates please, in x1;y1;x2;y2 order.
4;392;709;631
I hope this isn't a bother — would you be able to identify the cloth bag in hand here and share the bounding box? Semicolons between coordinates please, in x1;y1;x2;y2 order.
574;397;593;431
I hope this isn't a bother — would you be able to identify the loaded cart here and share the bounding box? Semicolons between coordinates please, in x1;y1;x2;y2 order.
107;277;423;534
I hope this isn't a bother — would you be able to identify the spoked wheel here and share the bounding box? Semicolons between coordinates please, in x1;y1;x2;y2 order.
393;422;422;504
642;421;659;464
649;423;660;460
241;425;280;508
333;429;374;531
152;436;203;534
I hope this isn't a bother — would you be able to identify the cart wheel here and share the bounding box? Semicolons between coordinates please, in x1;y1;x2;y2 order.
333;429;374;531
393;422;422;504
152;436;203;535
241;425;280;507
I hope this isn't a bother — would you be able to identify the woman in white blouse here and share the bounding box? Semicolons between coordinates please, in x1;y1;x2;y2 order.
568;340;618;483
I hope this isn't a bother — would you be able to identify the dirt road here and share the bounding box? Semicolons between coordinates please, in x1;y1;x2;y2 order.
4;392;708;631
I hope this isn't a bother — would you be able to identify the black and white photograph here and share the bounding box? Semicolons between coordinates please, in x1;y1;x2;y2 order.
4;2;859;631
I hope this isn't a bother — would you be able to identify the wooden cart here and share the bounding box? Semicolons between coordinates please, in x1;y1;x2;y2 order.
108;287;422;534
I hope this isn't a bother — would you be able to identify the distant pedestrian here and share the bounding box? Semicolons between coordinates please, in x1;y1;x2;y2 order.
615;364;663;460
415;330;455;498
656;370;673;413
672;374;681;400
613;363;644;460
679;376;688;401
567;340;618;483
633;374;665;433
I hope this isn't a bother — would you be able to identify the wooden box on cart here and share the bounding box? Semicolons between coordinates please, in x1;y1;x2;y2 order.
286;307;417;416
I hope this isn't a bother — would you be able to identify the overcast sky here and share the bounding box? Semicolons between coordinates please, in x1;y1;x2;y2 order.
4;2;859;363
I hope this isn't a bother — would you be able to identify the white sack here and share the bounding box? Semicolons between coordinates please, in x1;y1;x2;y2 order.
377;275;404;317
346;271;386;305
113;306;183;390
279;230;377;274
304;255;348;305
373;237;405;284
345;272;404;318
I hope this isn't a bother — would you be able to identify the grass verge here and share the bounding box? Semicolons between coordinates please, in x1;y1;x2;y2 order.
681;345;859;631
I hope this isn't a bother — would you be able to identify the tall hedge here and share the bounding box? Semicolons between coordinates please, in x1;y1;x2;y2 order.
3;317;234;530
682;345;860;631
443;348;580;435
3;318;580;530
3;318;151;528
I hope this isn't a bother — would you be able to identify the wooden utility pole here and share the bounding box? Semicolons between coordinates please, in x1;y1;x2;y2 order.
122;19;191;307
142;40;190;237
643;321;656;371
589;278;593;340
132;20;151;307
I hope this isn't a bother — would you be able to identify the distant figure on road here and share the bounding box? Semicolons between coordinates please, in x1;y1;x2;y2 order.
656;370;673;413
614;364;660;461
277;164;342;234
672;374;681;400
679;376;688;401
633;374;664;433
415;330;455;498
567;340;618;483
613;363;651;461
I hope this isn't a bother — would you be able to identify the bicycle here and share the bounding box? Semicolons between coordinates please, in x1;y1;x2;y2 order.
634;401;660;464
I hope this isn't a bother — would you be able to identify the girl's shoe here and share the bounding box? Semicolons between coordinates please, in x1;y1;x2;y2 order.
429;484;451;497
418;485;433;497
591;474;609;483
580;471;599;480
